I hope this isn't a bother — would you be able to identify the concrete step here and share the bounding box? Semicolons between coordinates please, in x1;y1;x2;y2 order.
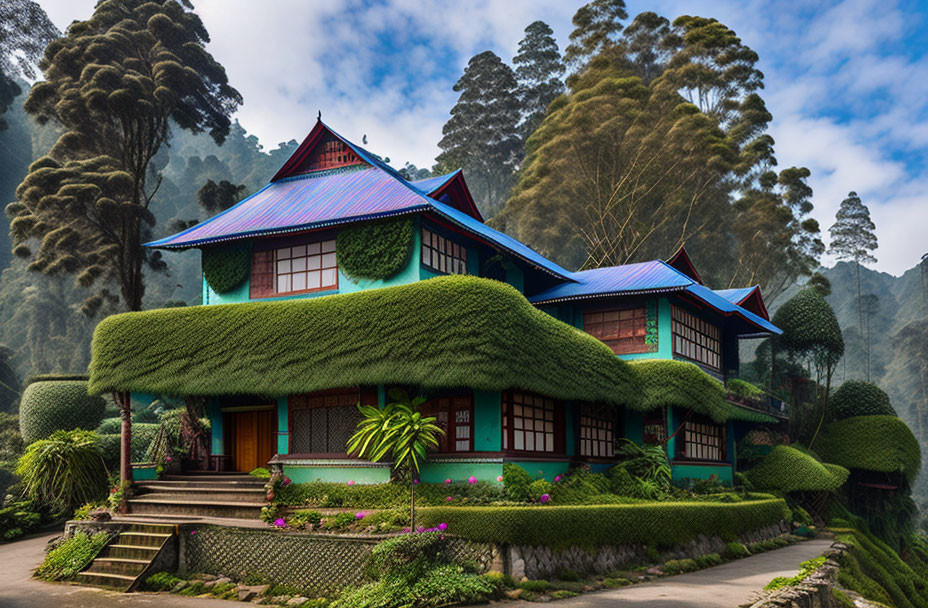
138;478;265;489
103;544;161;561
128;498;264;519
86;557;149;578
115;531;173;547
75;571;136;592
136;486;266;503
123;522;175;535
163;473;258;482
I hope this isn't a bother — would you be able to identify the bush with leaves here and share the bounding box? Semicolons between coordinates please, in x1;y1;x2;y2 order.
16;429;108;514
830;381;895;420
746;445;848;493
818;416;921;484
503;463;533;502
0;499;45;541
338;217;414;280
608;439;671;498
34;530;111;580
19;380;105;444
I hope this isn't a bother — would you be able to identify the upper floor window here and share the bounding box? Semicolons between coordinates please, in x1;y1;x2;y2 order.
422;394;474;453
671;305;721;371
578;403;616;458
251;237;337;298
584;308;648;354
421;227;467;275
502;391;563;454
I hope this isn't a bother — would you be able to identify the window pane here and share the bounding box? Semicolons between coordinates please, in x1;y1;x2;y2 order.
308;255;321;270
292;273;307;291
277;259;291;274
293;257;307;272
277;247;290;259
277;275;291;293
321;268;337;287
306;242;321;255
307;271;321;289
292;245;307;257
322;253;337;268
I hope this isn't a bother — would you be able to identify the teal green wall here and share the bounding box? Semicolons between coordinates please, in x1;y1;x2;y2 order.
504;261;524;294
671;463;733;485
473;390;501;451
284;464;390;484
419;461;502;484
277;397;288;455
207;399;223;456
624;410;644;444
510;460;570;480
132;464;158;480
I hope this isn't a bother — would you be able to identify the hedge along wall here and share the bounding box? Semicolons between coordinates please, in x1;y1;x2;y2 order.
89;275;640;406
19;379;106;444
338;217;413;280
746;445;849;493
416;498;790;549
629;359;730;422
817;416;921;484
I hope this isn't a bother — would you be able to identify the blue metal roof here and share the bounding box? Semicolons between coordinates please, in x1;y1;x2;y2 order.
714;286;756;305
530;260;780;336
411;171;458;194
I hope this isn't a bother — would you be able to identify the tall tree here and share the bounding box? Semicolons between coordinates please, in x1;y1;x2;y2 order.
7;0;242;313
563;0;628;67
828;191;878;340
0;0;58;129
513;21;565;141
196;179;246;215
435;51;520;217
859;293;880;382
616;12;672;85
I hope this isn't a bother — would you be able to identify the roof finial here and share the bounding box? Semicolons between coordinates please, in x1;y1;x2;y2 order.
317;110;322;121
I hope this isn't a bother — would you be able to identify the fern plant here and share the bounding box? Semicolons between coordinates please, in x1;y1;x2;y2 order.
16;429;108;514
610;439;672;497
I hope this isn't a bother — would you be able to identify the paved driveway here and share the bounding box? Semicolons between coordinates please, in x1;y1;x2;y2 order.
0;533;235;608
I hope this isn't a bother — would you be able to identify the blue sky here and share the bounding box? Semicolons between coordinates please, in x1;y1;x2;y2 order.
39;0;928;276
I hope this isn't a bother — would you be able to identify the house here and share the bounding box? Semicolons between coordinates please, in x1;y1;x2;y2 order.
88;120;786;488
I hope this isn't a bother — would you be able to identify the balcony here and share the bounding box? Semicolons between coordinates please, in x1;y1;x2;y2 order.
724;380;790;420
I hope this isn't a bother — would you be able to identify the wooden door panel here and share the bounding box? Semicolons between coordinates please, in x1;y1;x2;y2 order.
227;409;277;472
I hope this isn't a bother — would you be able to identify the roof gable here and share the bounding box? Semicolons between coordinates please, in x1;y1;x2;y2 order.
414;170;483;222
714;286;770;320
665;245;704;285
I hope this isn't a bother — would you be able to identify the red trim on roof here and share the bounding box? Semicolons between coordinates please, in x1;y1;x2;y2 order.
735;287;770;320
428;171;484;222
271;120;369;182
665;245;704;285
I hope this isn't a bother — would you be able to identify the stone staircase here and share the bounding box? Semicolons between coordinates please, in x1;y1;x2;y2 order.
127;472;267;520
75;523;175;591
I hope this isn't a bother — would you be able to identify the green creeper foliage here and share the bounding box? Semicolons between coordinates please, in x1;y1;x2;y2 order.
818;416;921;484
830;381;895;420
16;429;108;513
89;275;640;405
416;499;789;549
630;359;729;422
338;217;413;280
19;379;105;444
34;531;111;581
745;445;848;493
201;244;250;294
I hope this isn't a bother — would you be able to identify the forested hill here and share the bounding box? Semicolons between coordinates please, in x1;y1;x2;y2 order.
774;260;928;493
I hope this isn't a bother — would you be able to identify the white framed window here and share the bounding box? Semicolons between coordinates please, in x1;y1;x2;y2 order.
274;239;337;295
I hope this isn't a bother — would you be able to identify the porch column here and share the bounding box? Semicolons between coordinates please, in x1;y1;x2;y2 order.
119;391;133;485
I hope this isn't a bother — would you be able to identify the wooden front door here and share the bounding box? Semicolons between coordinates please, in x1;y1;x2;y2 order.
224;408;276;472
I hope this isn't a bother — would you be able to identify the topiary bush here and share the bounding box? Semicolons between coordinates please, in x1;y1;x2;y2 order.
630;360;729;422
502;463;532;502
96;417;121;434
745;445;848;493
338;217;414;280
201;244;250;294
830;381;895;420
818;416;921;484
19;379;106;444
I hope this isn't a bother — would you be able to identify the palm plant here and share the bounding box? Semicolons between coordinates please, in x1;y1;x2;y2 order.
348;389;444;530
16;429;108;514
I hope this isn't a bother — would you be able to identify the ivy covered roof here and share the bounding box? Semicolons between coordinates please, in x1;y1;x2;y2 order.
88;276;639;404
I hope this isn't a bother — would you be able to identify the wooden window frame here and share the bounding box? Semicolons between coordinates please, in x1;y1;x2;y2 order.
501;391;565;456
250;233;339;299
583;307;649;355
671;305;722;371
421;227;468;275
643;408;667;446
676;414;726;463
422;394;474;454
287;387;375;458
578;402;617;459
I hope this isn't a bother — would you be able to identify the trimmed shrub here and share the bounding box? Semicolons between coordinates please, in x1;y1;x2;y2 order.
726;378;764;398
275;480;504;508
96;417;121;434
416;498;789;549
818;416;921;483
773;288;844;359
89;275;639;406
831;381;895;420
338;217;413;280
746;445;848;493
629;359;728;422
19;380;105;444
202;244;250;294
503;463;532;502
96;433;120;469
35;531;111;580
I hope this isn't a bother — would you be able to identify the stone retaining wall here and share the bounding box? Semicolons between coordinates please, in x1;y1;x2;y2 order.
746;541;847;608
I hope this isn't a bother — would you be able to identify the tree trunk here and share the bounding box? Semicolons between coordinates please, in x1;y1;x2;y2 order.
856;261;863;349
410;479;416;532
119;391;133;487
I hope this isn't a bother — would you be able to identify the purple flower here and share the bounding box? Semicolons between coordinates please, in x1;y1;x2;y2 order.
438;522;448;531
347;480;355;486
446;496;453;502
273;518;287;528
468;476;477;484
444;478;452;485
190;530;197;535
539;494;550;504
554;475;561;483
413;478;420;485
355;512;366;520
165;456;172;463
402;527;411;533
282;476;292;486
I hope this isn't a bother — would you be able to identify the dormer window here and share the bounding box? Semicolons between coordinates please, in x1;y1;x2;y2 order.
671;306;721;371
421;227;468;275
250;236;338;298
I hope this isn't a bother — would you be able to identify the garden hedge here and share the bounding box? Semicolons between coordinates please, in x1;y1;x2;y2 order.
830;381;895;420
818;416;921;484
89;275;640;405
416;498;790;549
338;217;413;280
96;423;159;467
19;380;105;444
201;244;250;294
745;445;848;493
629;360;730;422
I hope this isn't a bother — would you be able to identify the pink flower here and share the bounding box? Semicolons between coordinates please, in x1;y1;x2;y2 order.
468;476;477;484
413;478;420;485
446;496;453;502
438;522;448;531
444;478;452;484
282;476;292;486
190;530;197;535
273;518;287;528
496;475;504;482
355;512;366;520
539;493;550;504
347;480;355;486
165;456;172;463
554;475;561;483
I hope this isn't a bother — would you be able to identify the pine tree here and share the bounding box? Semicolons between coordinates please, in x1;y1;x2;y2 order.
7;0;242;314
828;191;878;342
435;51;521;217
0;0;58;129
513;21;565;141
616;12;672;85
563;0;628;67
